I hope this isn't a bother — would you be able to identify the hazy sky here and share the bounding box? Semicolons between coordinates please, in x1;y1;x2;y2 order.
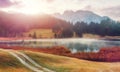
0;0;120;20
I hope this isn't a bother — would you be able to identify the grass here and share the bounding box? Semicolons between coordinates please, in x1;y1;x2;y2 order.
0;50;32;72
0;49;120;72
24;29;54;38
24;51;120;72
23;51;72;72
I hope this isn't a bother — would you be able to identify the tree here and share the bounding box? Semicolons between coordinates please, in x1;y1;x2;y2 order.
32;32;37;39
74;22;88;37
29;34;32;37
62;28;74;38
52;21;74;38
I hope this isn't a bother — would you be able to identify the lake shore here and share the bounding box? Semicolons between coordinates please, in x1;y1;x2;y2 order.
0;45;120;62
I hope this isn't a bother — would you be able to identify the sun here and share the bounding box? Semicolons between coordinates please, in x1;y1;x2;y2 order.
2;0;51;15
19;0;48;14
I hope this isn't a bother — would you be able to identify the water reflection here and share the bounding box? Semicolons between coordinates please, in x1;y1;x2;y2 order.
0;38;120;53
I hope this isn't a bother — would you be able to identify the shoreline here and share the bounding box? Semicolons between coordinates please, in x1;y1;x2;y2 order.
0;45;120;62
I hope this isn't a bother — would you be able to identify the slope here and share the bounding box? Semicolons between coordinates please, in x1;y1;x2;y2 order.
0;49;32;72
24;51;120;72
0;48;120;72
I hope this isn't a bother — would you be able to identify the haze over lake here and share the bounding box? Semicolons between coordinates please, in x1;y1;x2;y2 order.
1;38;120;53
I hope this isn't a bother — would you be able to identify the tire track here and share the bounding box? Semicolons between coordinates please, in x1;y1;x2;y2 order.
0;49;54;72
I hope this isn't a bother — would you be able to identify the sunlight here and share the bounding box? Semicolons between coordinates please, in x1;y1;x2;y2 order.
19;0;47;14
2;0;50;15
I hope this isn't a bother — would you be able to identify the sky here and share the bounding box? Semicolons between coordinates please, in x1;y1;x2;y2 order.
0;0;120;21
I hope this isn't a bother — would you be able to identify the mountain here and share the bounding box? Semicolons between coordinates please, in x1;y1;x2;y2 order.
53;10;110;24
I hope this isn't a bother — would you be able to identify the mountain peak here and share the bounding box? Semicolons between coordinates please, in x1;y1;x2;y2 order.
53;10;110;24
76;10;93;13
63;10;74;14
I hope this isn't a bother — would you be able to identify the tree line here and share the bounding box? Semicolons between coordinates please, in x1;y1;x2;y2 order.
0;19;26;37
53;19;120;38
0;17;120;38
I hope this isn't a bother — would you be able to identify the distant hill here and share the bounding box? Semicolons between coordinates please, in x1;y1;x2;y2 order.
53;10;110;24
0;11;72;37
0;11;71;30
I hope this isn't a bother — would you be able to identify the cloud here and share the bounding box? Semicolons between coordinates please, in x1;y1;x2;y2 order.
84;5;92;10
0;0;20;8
102;6;120;20
46;0;55;3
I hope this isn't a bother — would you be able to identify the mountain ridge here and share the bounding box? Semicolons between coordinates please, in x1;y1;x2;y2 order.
53;10;111;24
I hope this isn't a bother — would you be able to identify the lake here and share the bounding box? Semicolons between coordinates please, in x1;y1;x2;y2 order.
0;38;120;53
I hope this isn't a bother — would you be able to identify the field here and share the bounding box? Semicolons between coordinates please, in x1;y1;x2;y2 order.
0;48;120;72
24;29;54;38
24;51;120;72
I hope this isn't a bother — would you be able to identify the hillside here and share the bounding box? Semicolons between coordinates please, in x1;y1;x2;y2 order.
0;11;72;37
0;11;70;29
0;50;32;72
0;49;120;72
24;51;120;72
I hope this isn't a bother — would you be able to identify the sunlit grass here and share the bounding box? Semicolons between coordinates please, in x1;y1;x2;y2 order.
0;50;32;72
23;51;72;72
0;49;120;72
0;67;31;72
24;29;54;38
24;51;120;72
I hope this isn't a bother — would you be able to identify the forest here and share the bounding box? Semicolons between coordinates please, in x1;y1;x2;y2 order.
0;14;120;38
53;18;120;38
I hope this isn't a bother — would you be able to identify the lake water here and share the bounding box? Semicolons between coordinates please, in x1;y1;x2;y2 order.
0;38;120;53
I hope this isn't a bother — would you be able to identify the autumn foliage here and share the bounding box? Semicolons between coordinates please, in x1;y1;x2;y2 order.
68;47;120;62
0;45;120;62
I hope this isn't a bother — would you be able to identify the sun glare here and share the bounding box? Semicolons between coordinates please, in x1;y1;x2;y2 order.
2;0;51;15
20;0;47;14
